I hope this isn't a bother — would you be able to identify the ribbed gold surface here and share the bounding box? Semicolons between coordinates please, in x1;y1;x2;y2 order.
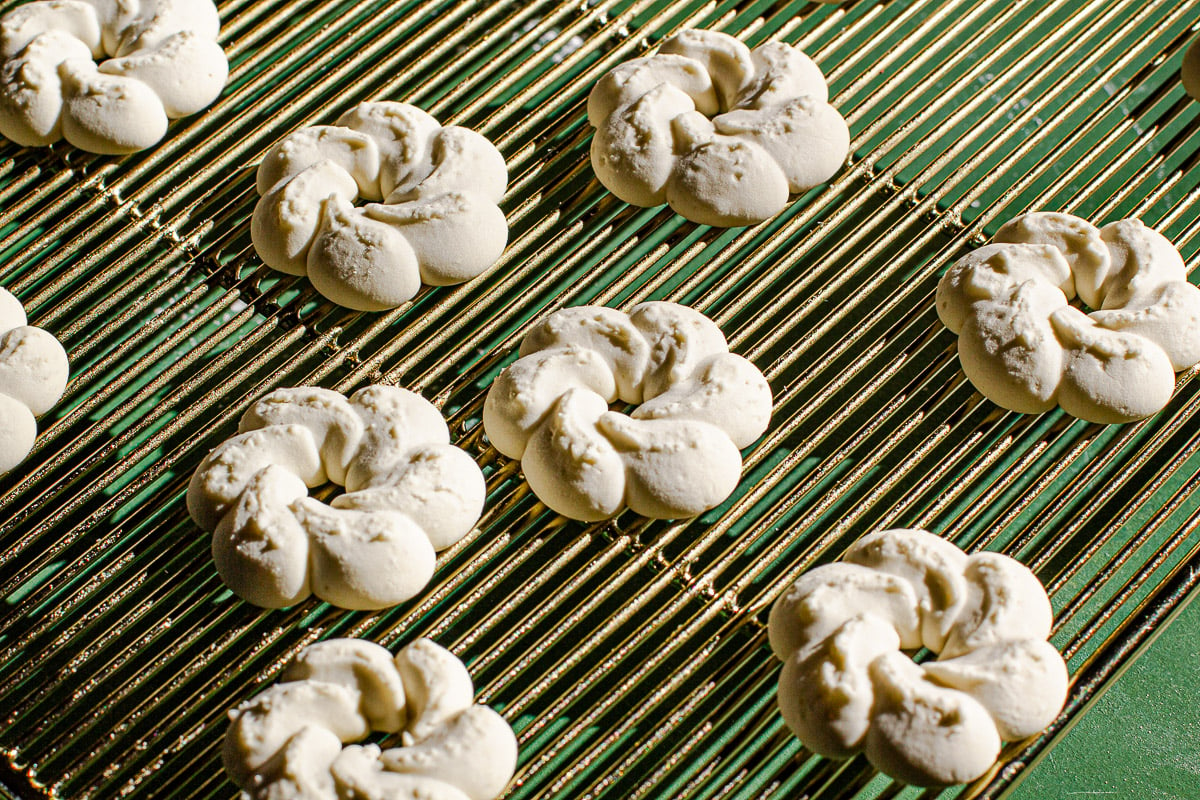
2;0;1200;797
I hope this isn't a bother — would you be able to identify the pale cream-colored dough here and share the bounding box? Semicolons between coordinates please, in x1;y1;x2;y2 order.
252;101;508;311
0;0;228;153
188;385;485;609
937;212;1200;423
224;638;518;800
768;528;1067;787
588;29;848;226
483;302;772;520
0;285;69;475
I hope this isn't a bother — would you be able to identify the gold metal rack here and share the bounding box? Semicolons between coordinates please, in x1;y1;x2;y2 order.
2;0;1199;797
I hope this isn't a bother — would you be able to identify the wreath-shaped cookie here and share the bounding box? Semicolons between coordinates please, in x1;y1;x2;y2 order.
251;101;509;311
0;0;228;153
483;302;772;520
0;286;69;475
936;212;1200;422
768;528;1068;786
224;638;518;800
187;385;486;610
587;28;849;226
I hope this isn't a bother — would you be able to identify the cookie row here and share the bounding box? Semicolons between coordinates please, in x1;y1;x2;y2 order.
224;528;1068;796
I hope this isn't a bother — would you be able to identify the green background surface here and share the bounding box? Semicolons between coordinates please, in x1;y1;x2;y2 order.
1013;595;1200;799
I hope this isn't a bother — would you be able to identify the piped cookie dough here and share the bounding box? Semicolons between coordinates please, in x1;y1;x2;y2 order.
187;385;486;610
768;528;1068;787
0;0;228;153
587;28;848;226
224;637;518;800
483;302;772;520
251;101;509;310
0;286;69;475
936;212;1200;423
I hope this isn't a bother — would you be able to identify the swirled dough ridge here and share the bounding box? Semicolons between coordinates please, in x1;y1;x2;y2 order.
588;29;848;226
0;0;228;153
251;101;508;310
188;384;486;609
0;285;69;475
768;528;1068;786
936;212;1200;422
224;638;518;800
483;301;772;520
